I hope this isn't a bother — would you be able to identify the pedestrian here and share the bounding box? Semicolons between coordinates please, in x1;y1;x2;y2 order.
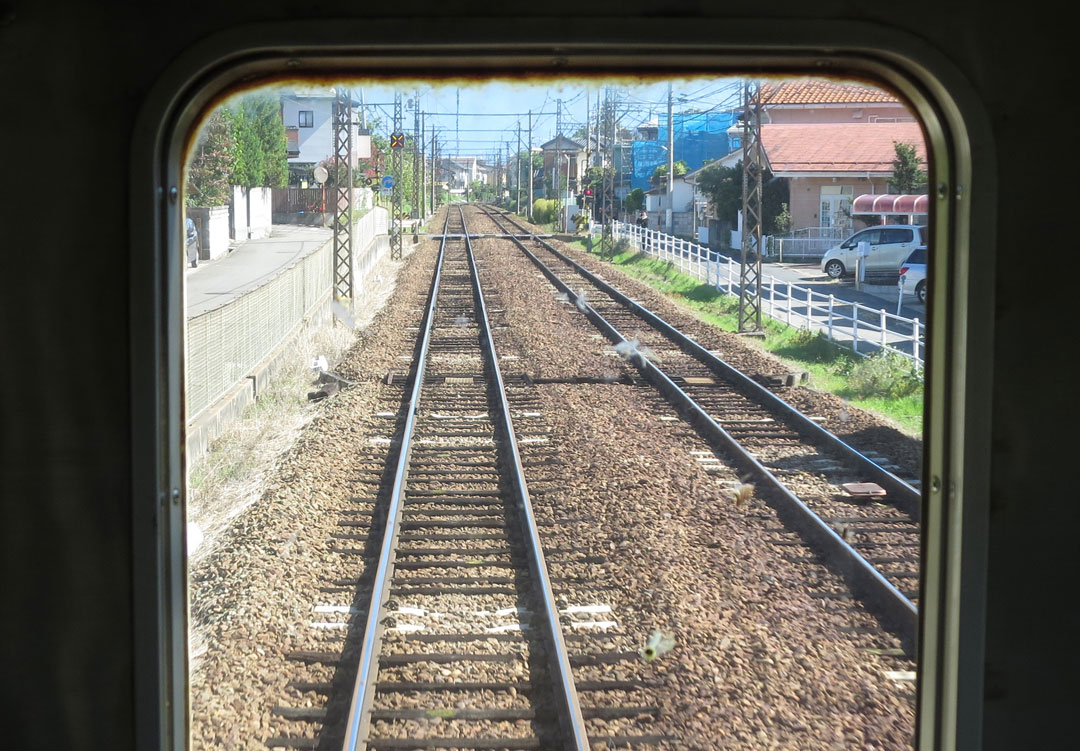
186;217;199;268
638;209;648;228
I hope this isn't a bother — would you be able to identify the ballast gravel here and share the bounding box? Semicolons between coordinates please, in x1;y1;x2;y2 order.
189;208;919;750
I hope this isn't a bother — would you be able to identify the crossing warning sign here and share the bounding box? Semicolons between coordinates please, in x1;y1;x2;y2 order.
390;132;405;149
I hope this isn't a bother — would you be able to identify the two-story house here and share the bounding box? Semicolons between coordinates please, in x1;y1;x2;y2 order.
541;135;586;198
279;88;368;184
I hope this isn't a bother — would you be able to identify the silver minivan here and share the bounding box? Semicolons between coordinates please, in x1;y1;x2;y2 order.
821;224;926;279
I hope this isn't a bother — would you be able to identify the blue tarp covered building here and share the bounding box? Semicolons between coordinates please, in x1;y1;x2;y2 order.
630;111;737;191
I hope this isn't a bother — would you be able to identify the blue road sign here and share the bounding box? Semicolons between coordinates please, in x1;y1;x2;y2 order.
381;175;395;190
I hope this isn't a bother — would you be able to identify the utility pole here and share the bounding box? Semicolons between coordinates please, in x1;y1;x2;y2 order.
505;141;512;206
667;82;674;234
332;87;353;302
595;90;601;159
428;129;434;212
455;89;460;158
516;121;522;215
585;92;591;172
527;110;533;221
556;98;562;228
412;91;420;221
738;80;764;334
602;87;616;258
420;110;426;219
390;91;404;260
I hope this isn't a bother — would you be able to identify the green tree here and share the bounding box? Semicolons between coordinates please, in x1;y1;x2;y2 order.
623;187;645;213
225;93;288;188
774;202;793;234
185;111;235;208
649;160;688;187
695;160;790;234
889;141;927;194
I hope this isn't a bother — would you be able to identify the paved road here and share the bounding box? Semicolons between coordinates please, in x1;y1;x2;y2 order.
760;260;925;320
185;225;332;318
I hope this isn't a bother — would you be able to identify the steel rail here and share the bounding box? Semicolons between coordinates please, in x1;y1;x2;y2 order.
486;207;921;520
477;208;918;645
461;208;592;751
341;210;451;751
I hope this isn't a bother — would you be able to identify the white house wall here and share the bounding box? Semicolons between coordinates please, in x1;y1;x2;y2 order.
281;97;358;167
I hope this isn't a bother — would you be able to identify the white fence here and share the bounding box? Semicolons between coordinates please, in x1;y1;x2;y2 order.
612;220;924;373
767;225;849;261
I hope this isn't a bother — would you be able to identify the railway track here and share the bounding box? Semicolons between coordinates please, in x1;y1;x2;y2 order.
335;206;672;750
469;205;921;646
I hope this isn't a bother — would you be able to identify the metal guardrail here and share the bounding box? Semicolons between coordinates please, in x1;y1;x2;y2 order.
613;221;925;374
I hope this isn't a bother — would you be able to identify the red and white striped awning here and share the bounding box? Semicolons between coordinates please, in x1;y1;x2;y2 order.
851;194;929;215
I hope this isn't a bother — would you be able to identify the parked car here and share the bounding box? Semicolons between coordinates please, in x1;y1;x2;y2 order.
821;224;927;279
186;217;199;268
899;245;928;303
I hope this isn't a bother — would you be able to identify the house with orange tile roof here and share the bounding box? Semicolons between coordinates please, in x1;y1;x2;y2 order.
760;79;916;124
757;80;924;234
762;121;926;233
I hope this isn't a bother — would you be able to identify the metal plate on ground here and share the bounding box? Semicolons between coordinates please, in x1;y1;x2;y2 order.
842;482;888;497
683;376;716;385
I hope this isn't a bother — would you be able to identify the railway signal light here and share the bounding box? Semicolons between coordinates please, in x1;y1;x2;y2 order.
390;132;405;149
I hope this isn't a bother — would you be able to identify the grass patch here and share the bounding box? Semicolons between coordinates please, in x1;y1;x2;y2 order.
566;239;923;436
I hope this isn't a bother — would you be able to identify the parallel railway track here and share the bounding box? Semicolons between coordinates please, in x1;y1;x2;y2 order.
470;206;921;646
338;206;672;750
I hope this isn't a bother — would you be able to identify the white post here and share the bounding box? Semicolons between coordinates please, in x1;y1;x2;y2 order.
880;309;888;349
786;284;792;325
728;258;735;295
828;295;835;341
914;318;921;370
852;305;859;353
769;278;775;316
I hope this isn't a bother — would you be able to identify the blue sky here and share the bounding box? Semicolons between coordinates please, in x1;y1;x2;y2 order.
348;77;745;160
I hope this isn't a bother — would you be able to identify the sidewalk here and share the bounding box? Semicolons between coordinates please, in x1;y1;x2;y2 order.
185;225;332;318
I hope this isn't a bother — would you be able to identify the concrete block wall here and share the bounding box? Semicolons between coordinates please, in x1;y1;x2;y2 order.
230;186;273;241
248;187;272;239
189;205;231;260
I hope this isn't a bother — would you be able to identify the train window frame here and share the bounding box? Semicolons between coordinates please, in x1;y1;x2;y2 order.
129;18;995;751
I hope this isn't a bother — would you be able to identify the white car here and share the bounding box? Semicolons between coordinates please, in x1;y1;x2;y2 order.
899;246;928;303
821;224;927;279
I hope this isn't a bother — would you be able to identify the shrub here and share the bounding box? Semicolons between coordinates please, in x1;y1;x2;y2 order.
532;198;557;225
846;352;922;400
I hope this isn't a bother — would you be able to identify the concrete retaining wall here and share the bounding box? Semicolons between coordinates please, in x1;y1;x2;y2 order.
186;207;390;464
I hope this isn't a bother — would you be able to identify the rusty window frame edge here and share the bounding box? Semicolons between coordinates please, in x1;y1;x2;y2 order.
129;17;995;751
